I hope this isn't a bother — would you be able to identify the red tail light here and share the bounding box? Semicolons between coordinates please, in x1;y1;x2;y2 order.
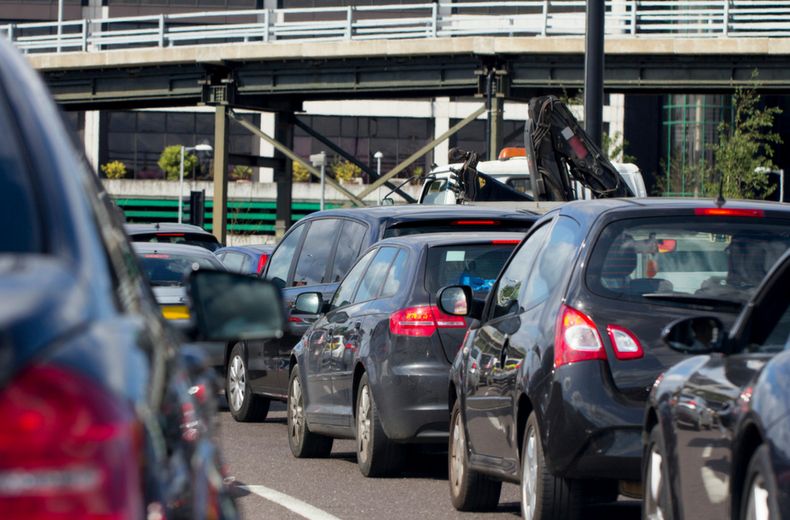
0;364;143;519
554;304;605;368
694;208;764;218
453;220;499;226
156;233;185;237
256;253;270;274
491;239;521;245
390;305;466;337
607;324;645;360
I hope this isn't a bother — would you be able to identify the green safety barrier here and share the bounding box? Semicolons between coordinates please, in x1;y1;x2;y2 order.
114;197;342;235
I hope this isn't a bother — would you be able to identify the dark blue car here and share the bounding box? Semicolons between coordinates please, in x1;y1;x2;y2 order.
215;244;275;276
644;249;790;520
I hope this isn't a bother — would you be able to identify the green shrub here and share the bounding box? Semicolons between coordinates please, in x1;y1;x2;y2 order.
101;160;127;179
158;145;199;181
293;161;311;182
232;165;253;181
332;160;362;182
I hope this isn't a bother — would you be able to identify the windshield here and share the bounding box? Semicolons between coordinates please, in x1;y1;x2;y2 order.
384;220;532;238
586;216;790;305
139;252;223;287
426;243;517;295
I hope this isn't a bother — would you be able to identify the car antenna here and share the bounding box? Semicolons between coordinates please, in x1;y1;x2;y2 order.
715;174;726;208
154;222;160;230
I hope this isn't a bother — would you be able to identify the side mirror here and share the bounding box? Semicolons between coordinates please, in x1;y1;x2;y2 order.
294;292;324;315
661;316;726;354
188;270;285;342
438;285;473;316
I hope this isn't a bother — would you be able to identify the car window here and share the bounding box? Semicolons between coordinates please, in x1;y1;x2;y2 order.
383;219;532;238
266;223;306;288
491;223;551;318
293;219;342;287
135;232;220;252
758;301;790;353
586;216;790;305
330;220;367;283
221;252;246;273
331;249;376;310
381;249;409;298
0;100;41;254
421;179;450;204
354;247;399;304
426;243;517;297
522;216;582;309
139;252;224;287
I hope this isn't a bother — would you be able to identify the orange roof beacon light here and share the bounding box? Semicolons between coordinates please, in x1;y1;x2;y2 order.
498;147;527;160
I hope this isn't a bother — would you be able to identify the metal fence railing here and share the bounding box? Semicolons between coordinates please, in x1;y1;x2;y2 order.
4;1;790;55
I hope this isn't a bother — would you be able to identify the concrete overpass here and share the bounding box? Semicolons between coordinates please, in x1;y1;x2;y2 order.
28;36;790;110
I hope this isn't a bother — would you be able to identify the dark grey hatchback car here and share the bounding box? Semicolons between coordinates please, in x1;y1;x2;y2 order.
286;233;523;476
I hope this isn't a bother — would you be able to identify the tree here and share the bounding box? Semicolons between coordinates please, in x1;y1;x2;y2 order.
706;76;782;199
158;145;199;181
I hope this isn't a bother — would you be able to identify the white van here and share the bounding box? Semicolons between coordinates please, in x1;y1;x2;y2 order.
418;151;647;204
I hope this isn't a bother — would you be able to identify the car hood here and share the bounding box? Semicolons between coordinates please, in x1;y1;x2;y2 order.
0;255;91;387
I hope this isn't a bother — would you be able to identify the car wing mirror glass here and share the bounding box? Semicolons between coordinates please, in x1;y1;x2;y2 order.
294;292;323;315
438;285;476;318
661;316;726;354
188;270;285;341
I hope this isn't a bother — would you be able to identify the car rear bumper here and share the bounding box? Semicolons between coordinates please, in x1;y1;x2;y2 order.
540;361;644;481
372;362;450;443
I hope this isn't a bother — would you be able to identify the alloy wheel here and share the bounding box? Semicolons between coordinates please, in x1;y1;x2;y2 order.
645;444;666;520
289;376;304;445
521;425;539;520
745;474;770;520
357;385;372;464
450;410;466;494
228;355;246;411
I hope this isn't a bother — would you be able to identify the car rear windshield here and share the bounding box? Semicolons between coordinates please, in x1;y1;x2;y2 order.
384;219;532;238
586;215;790;305
132;232;220;252
425;243;517;295
139;253;223;287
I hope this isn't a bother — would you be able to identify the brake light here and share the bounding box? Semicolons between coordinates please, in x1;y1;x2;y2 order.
143;253;170;259
390;305;466;337
156;233;185;237
491;239;521;245
694;208;764;218
0;364;143;519
256;253;270;274
606;324;644;360
554;304;605;368
453;220;499;226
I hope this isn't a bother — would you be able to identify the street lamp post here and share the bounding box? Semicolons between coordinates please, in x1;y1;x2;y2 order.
310;152;327;211
179;144;213;224
374;151;383;204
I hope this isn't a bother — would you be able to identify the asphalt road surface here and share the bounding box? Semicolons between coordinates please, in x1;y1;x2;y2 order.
219;402;641;520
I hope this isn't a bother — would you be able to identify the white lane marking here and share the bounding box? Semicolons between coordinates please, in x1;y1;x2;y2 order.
240;484;343;520
700;466;729;504
702;445;713;458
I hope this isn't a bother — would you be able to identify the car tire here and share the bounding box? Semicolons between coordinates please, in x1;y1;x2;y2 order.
287;366;333;458
521;411;583;520
448;399;502;511
740;445;780;520
356;373;401;477
643;423;674;520
226;343;270;422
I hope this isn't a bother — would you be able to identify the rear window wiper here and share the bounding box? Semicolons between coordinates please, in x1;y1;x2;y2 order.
642;293;742;310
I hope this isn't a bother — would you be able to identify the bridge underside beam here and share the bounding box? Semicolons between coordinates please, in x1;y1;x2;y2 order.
43;52;790;110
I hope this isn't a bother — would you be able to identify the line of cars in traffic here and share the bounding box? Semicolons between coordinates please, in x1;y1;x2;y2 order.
128;189;790;519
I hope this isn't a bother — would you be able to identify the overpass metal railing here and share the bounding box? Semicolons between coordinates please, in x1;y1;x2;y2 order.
4;1;790;55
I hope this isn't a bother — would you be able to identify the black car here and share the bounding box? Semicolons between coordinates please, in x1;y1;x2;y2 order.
125;222;222;251
224;205;537;422
0;38;283;518
287;233;523;476
441;199;790;518
643;249;790;520
215;244;275;276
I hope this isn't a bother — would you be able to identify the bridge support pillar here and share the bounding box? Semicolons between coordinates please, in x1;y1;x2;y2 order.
274;112;293;238
212;104;229;244
488;94;503;161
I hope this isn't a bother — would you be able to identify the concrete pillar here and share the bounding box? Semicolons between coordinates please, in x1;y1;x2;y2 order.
274;112;293;239
259;112;275;183
213;105;229;244
83;110;101;172
433;97;450;164
82;0;108;51
608;93;625;160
